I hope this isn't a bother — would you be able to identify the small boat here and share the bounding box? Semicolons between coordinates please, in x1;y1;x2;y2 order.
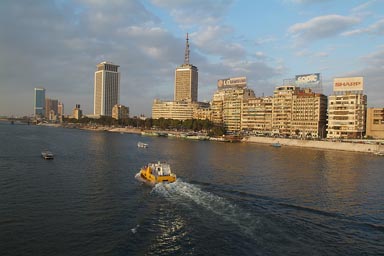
271;142;281;147
135;161;176;185
137;141;148;148
41;150;54;160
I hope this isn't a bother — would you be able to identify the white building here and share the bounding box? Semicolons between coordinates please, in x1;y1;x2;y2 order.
94;62;120;117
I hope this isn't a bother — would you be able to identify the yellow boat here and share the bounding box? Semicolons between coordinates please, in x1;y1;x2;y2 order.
135;161;177;185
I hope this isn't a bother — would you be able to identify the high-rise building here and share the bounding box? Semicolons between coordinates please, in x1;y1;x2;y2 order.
211;86;255;132
327;77;367;139
174;34;198;102
34;87;46;117
291;88;327;138
45;98;58;120
58;102;64;117
271;85;327;138
94;61;120;117
272;85;296;135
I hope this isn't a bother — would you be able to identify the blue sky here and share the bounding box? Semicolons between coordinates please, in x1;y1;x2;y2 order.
1;0;383;117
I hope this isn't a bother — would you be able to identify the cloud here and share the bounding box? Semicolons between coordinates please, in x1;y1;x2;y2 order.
342;19;384;36
150;0;234;26
288;15;360;46
285;0;330;4
351;0;377;15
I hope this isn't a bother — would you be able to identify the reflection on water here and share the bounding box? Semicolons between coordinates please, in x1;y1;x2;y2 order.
1;123;383;255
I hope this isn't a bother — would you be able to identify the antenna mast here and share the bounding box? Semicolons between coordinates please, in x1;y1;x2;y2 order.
184;33;190;64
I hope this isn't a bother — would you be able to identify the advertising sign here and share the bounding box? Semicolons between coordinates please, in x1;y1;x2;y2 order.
295;73;320;84
333;77;364;92
217;77;247;89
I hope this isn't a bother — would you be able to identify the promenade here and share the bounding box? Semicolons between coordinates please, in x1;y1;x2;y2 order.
37;123;383;154
108;127;383;154
244;136;383;154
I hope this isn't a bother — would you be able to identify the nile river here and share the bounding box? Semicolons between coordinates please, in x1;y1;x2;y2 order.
0;122;383;255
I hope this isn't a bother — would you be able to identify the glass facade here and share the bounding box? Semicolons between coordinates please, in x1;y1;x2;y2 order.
34;88;46;117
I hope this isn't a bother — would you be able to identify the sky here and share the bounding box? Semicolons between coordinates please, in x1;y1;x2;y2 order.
1;0;384;117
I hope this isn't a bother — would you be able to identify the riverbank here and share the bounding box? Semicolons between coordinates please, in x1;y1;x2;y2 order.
36;123;384;154
243;136;383;154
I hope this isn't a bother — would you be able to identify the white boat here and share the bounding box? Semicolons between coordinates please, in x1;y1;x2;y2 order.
137;141;148;148
41;150;54;160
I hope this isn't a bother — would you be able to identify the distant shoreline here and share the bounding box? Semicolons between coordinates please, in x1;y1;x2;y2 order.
35;123;384;155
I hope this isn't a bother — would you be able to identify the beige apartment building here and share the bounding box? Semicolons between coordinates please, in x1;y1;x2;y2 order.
241;96;273;134
211;90;225;124
152;100;194;120
365;108;384;139
72;104;82;120
192;102;211;120
291;89;327;138
94;62;120;117
272;86;296;135
327;93;367;139
271;85;327;137
112;104;129;120
327;77;366;139
211;87;255;132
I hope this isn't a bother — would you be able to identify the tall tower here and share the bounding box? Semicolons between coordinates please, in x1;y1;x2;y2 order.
94;62;120;116
174;33;198;102
34;87;46;117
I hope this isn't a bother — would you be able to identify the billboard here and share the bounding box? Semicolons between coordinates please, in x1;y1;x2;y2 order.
333;77;364;92
295;73;320;84
217;77;247;89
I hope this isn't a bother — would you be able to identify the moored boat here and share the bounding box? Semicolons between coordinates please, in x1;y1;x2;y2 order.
135;161;176;185
271;142;281;147
41;150;54;160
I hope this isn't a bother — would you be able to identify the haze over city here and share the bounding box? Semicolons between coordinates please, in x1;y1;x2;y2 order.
1;0;383;117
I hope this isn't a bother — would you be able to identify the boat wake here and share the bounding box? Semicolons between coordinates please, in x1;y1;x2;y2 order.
151;179;262;237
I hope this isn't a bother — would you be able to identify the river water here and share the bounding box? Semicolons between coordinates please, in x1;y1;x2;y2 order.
0;122;383;255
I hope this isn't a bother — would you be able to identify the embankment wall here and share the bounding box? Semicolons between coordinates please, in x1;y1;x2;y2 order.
244;136;379;153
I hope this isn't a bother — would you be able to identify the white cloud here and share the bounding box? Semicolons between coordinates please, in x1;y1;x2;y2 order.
288;15;360;45
150;0;234;26
342;19;384;36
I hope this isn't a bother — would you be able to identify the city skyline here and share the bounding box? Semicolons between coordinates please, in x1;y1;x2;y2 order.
1;0;384;117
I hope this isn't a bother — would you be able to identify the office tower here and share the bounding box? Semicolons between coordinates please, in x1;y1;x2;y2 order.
45;98;58;120
94;62;120;116
34;87;46;117
174;33;198;102
58;102;64;117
